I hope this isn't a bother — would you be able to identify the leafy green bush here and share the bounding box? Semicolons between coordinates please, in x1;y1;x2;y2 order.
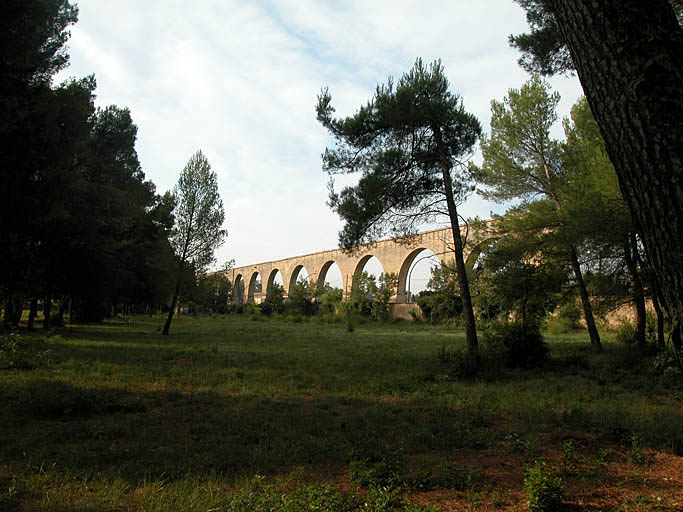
416;290;462;324
546;302;582;334
0;333;52;369
485;322;548;368
524;460;565;512
437;341;507;380
615;321;637;345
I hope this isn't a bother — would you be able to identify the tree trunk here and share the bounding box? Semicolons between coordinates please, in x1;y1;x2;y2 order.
651;288;666;348
27;297;38;330
547;0;683;335
623;233;647;346
43;292;52;330
569;246;602;351
441;163;478;353
162;272;182;336
57;296;69;326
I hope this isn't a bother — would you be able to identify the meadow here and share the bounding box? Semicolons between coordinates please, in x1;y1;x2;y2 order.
1;315;682;511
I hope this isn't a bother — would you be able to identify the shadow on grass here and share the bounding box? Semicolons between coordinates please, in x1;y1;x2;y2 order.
1;378;495;486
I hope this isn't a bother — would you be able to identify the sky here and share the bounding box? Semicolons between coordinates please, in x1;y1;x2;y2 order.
56;0;584;280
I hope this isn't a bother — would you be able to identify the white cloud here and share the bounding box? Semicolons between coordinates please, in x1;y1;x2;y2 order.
58;0;584;268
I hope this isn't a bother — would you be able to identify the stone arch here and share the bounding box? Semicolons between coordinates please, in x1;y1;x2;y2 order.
397;248;441;302
316;260;343;292
247;271;262;303
232;274;245;305
265;268;284;296
287;264;309;295
351;255;385;296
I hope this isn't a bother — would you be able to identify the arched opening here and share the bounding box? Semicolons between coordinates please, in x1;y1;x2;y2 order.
265;268;284;297
247;272;262;303
287;265;309;295
232;274;245;305
351;255;386;299
317;261;343;292
398;248;441;302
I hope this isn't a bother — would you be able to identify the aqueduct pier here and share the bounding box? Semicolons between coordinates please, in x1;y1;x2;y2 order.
226;223;492;308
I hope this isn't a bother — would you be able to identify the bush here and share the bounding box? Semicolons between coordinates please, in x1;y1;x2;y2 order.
615;321;637;345
416;291;462;324
0;333;52;370
546;302;582;334
524;460;565;512
438;342;507;381
485;322;548;369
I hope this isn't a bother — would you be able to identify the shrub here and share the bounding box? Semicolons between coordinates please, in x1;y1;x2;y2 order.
524;460;565;512
438;342;506;381
485;322;548;369
615;321;637;345
0;333;52;370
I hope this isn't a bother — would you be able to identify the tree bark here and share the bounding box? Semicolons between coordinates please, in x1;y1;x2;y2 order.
441;163;478;353
43;292;52;330
651;287;666;348
27;297;38;330
547;0;683;333
569;246;603;351
623;233;647;346
162;263;183;336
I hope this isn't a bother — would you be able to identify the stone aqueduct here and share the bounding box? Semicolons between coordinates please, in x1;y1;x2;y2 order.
226;224;491;310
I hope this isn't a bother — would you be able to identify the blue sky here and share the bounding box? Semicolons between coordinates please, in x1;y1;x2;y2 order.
57;1;584;279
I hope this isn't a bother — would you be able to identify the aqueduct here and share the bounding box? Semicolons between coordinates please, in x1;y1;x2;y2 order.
226;223;493;315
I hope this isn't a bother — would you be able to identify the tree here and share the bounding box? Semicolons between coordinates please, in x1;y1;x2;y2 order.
478;77;603;350
476;205;569;328
562;97;654;346
162;151;226;335
316;59;482;352
511;0;683;342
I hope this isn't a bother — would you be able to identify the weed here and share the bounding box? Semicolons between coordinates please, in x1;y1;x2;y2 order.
0;332;52;369
348;445;406;489
524;460;565;512
628;434;645;465
561;439;578;474
615;321;637;345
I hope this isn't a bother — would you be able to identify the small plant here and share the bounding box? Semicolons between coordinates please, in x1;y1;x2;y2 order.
615;321;637;345
561;439;578;474
348;446;406;490
628;434;645;465
0;333;52;369
524;460;565;512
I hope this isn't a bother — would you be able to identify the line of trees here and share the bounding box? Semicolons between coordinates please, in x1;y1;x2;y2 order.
1;1;226;331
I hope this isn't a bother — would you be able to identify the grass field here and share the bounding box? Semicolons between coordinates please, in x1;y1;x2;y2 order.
1;314;682;511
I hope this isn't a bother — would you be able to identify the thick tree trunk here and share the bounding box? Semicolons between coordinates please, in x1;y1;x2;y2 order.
43;292;52;330
623;233;647;346
441;164;478;353
27;297;38;330
57;296;69;326
569;246;602;351
162;273;182;336
548;0;683;333
651;289;666;348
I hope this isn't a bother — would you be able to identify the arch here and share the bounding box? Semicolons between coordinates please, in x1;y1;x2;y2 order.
232;274;245;305
351;255;385;298
317;260;343;292
287;264;309;295
247;271;262;303
265;268;284;296
397;248;440;302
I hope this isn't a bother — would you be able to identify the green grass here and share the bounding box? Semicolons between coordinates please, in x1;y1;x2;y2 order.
1;315;681;510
